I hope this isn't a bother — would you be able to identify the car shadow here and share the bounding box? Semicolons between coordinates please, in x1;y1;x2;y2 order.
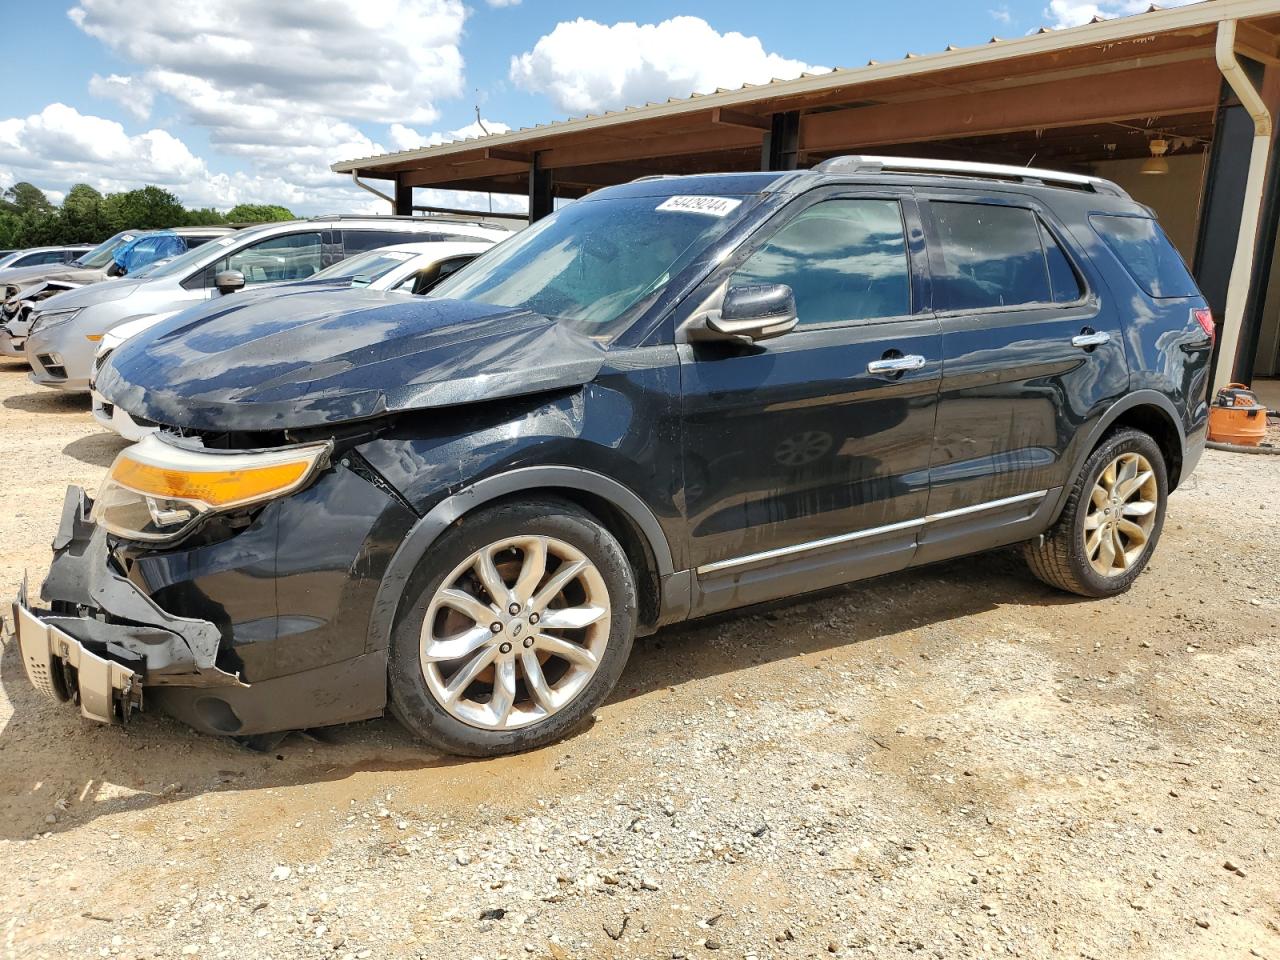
0;549;1086;839
3;390;88;415
62;432;129;467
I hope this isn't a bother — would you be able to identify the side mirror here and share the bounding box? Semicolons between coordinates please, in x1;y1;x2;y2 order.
106;261;125;278
698;283;798;343
214;270;246;295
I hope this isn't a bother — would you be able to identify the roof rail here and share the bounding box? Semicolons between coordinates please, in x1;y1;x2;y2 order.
812;155;1129;198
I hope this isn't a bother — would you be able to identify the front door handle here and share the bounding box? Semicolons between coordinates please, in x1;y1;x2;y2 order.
867;354;927;374
1071;330;1111;349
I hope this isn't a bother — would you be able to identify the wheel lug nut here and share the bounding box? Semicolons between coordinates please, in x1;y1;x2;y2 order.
529;613;539;625
522;637;534;648
490;622;502;634
508;602;521;615
499;642;512;654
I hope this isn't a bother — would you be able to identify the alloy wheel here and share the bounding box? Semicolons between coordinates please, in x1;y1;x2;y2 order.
1083;451;1159;577
419;535;610;730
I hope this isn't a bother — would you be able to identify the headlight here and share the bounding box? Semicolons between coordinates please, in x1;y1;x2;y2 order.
29;308;80;335
93;434;332;542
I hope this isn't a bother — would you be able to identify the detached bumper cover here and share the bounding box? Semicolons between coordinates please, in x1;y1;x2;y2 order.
14;585;140;723
12;487;243;724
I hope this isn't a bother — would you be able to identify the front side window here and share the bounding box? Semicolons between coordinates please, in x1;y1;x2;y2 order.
1090;214;1198;299
430;195;754;340
731;198;911;326
217;232;323;284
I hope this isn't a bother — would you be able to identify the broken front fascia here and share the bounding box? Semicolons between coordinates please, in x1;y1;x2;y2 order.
15;487;244;721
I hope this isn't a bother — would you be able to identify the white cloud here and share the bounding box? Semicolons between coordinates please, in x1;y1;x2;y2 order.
62;0;469;210
69;0;466;125
0;104;205;190
487;0;521;6
1045;0;1201;28
388;118;511;151
990;5;1013;25
0;102;522;217
88;74;154;121
510;16;823;115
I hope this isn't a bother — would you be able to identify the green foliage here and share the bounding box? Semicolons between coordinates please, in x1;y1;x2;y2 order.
225;203;296;223
0;183;296;248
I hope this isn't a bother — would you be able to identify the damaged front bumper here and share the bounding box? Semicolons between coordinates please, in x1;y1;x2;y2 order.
12;487;245;725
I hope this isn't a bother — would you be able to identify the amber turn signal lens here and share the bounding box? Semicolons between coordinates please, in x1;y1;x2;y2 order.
110;456;313;509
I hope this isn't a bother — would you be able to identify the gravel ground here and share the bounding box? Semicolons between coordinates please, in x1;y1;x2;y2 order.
1;359;1277;960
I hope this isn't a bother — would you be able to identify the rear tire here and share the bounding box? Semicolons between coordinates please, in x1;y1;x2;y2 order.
1024;428;1168;598
388;498;636;757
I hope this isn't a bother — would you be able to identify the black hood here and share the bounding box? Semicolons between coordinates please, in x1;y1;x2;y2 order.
96;288;607;432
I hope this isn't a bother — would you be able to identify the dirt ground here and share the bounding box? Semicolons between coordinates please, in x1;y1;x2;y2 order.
0;359;1277;960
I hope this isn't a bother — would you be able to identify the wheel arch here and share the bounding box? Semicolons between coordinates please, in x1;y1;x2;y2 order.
1052;390;1187;523
366;467;676;656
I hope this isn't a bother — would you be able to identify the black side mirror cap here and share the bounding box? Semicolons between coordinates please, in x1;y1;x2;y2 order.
214;270;246;295
695;283;798;343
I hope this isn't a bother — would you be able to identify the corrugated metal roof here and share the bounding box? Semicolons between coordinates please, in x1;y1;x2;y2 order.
332;0;1268;174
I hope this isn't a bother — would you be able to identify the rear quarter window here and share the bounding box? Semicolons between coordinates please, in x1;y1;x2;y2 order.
1090;214;1198;299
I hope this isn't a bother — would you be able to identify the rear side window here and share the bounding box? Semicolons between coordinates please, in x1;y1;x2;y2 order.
930;202;1085;311
344;229;448;255
732;198;911;326
1090;214;1198;299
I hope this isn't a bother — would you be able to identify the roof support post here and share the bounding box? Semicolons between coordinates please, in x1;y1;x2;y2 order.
529;152;554;223
1211;18;1273;393
393;175;414;216
762;111;801;171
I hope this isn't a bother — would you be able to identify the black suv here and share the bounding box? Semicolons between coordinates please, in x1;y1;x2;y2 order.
15;157;1212;756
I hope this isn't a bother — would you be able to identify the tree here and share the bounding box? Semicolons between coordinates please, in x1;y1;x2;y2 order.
1;182;54;216
0;181;294;247
225;203;295;223
102;185;190;232
57;184;109;244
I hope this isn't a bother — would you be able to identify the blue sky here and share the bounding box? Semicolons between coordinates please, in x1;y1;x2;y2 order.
0;0;1199;214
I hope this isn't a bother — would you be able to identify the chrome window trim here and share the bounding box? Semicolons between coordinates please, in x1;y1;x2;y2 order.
696;489;1048;576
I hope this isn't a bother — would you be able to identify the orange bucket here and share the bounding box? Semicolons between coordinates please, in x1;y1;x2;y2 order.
1208;383;1267;446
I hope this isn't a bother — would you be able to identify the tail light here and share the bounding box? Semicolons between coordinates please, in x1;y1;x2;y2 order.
1193;307;1215;343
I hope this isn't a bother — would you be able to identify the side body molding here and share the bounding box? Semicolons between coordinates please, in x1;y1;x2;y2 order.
365;466;678;654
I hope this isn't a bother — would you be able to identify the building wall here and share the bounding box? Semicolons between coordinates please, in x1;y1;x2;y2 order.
1090;153;1207;261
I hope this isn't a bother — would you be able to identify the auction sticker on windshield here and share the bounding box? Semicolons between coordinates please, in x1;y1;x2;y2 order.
656;195;742;217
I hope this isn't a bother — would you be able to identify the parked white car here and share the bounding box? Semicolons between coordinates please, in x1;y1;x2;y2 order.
89;239;495;440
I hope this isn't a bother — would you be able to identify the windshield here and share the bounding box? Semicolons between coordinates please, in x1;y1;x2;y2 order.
72;231;137;268
430;195;753;339
310;249;415;283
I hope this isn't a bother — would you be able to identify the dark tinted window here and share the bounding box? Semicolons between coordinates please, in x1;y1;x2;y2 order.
1040;222;1084;303
930;202;1055;310
732;198;910;326
344;229;447;255
1090;214;1198;299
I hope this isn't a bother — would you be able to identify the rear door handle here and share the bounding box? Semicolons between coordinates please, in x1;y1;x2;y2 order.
1071;330;1111;349
867;354;927;374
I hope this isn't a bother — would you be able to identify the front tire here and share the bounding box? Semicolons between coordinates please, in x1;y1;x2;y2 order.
1024;427;1168;598
388;498;637;756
